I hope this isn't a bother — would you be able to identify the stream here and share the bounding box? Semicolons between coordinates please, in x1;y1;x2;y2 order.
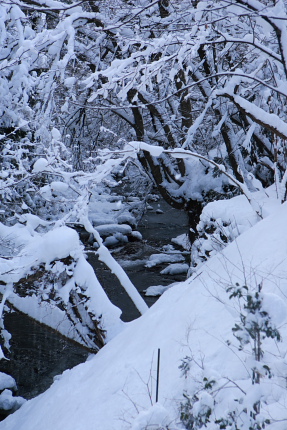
0;198;189;414
88;198;189;321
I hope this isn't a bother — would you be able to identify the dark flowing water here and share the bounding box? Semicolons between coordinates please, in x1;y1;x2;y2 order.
0;312;90;400
0;198;188;410
88;198;189;321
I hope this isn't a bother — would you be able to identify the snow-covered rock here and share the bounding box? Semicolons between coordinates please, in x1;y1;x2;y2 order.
160;263;189;275
0;374;16;393
0;390;25;413
0;374;25;418
145;253;185;268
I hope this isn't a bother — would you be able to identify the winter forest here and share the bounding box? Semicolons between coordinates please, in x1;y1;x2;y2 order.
1;0;287;428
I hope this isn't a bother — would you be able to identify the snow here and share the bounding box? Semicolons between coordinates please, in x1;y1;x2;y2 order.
171;233;190;250
103;235;125;247
0;374;16;392
144;282;177;297
160;263;189;275
3;1;287;427
32;158;48;173
130;403;172;430
64;77;75;88
4;199;287;429
261;293;287;327
0;391;25;413
95;223;132;236
50;181;69;193
0;224;123;345
51;128;61;141
127;141;164;157
191;185;281;270
82;216;148;316
129;231;142;241
17;214;49;236
97;244;148;315
23;226;80;264
145;253;185;268
117;213;136;227
226;93;287;139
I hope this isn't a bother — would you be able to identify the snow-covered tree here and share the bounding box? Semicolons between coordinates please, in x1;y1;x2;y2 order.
2;0;287;352
0;0;153;351
2;0;287;239
79;0;287;237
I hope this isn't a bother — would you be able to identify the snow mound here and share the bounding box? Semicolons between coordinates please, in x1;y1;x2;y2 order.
26;226;80;264
131;403;172;430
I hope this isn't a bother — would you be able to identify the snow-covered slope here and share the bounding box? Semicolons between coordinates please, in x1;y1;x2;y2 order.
2;203;287;430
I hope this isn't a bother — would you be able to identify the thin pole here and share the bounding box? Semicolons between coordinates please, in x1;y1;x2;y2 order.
156;348;160;403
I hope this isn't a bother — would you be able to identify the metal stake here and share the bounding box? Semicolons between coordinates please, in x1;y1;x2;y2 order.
156;348;160;403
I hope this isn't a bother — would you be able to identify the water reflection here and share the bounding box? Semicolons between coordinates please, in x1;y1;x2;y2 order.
0;311;89;400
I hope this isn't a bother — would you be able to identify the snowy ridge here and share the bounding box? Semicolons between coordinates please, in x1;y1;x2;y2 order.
2;202;287;429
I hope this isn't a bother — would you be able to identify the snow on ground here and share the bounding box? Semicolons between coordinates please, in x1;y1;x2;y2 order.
2;202;287;429
191;185;281;271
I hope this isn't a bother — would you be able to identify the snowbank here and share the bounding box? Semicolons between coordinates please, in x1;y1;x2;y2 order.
191;185;280;270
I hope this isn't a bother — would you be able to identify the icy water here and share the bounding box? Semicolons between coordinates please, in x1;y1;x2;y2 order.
0;198;188;409
0;312;90;400
88;198;189;321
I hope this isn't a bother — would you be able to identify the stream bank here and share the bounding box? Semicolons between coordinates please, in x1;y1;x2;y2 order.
0;197;189;414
